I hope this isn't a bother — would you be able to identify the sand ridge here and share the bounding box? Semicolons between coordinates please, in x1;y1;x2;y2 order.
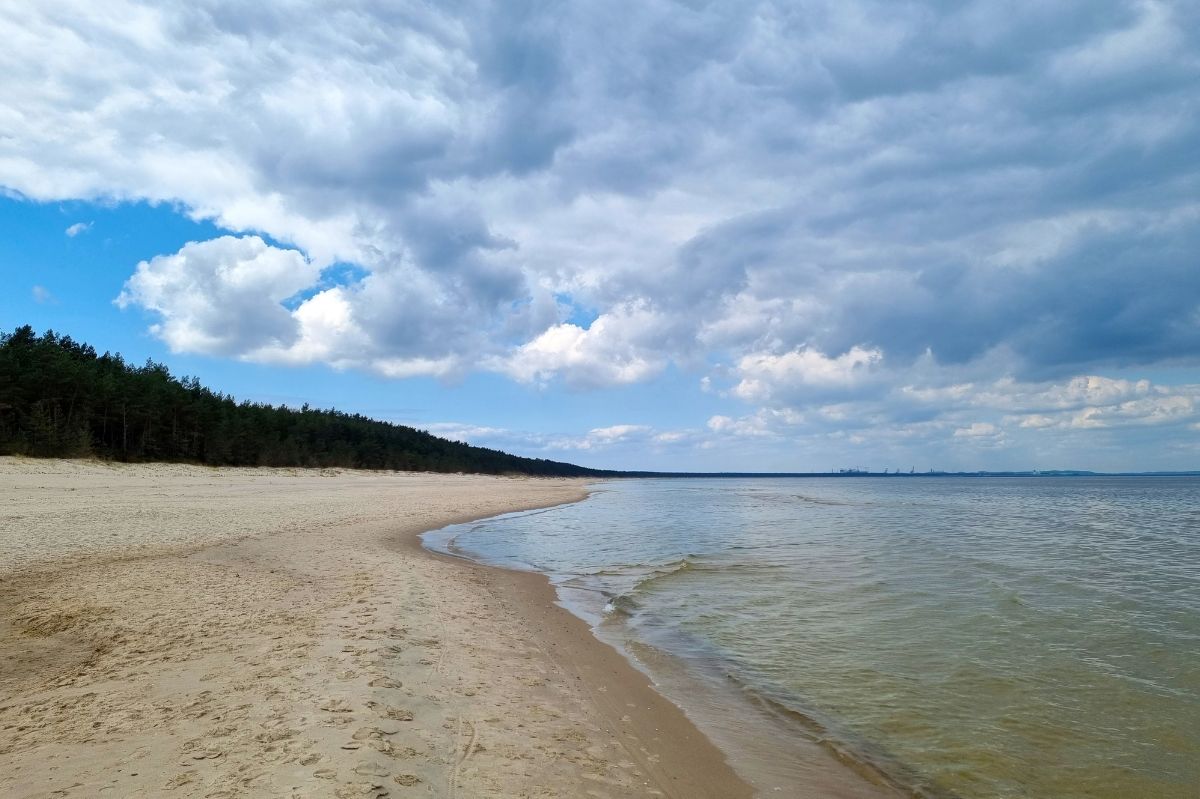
0;458;751;798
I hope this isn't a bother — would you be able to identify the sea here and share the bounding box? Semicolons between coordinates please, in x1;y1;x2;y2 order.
423;477;1200;798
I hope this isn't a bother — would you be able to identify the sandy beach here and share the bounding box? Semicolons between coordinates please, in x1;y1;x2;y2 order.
0;458;751;798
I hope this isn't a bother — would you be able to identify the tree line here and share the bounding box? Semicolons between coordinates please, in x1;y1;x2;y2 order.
0;325;609;477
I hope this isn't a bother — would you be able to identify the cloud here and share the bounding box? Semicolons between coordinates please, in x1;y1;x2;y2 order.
702;371;1199;463
423;423;509;444
116;235;318;356
115;233;505;378
31;285;54;304
3;0;1199;463
953;422;1000;438
733;346;884;403
707;408;805;438
420;420;685;458
64;221;90;237
535;424;657;451
496;304;672;388
418;379;1195;469
902;374;1200;431
579;424;652;447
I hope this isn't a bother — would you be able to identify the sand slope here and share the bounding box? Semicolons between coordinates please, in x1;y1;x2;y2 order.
0;459;750;798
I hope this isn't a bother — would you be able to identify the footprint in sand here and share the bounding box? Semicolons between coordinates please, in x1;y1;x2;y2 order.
253;727;296;743
164;770;198;789
366;703;413;721
352;726;396;741
333;782;388;798
190;748;225;760
366;739;397;756
353;762;390;777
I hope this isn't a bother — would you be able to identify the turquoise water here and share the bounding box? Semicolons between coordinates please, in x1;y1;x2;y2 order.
425;478;1200;798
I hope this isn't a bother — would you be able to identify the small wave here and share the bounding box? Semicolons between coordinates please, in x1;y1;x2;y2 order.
604;593;639;618
600;556;789;624
582;556;786;583
614;555;698;583
598;558;700;619
578;561;690;578
792;493;856;506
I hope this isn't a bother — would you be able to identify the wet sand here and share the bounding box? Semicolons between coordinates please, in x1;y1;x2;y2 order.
0;458;750;798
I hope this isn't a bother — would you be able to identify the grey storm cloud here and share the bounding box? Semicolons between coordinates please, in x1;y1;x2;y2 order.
1;0;1198;445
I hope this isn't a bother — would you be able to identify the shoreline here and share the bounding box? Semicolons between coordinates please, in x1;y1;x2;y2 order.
421;489;917;799
396;499;753;799
0;458;751;797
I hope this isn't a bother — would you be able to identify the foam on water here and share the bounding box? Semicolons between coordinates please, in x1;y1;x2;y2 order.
423;477;1200;798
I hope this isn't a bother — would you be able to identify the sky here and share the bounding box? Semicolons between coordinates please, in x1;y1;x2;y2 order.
1;0;1198;472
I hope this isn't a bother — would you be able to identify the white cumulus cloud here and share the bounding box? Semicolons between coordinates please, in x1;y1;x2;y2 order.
497;305;672;388
116;235;318;356
733;346;884;402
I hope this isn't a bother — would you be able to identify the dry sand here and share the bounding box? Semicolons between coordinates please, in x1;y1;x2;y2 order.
0;458;751;798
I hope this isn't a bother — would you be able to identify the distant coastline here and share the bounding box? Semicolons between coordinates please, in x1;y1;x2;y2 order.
606;469;1200;478
5;327;1192;481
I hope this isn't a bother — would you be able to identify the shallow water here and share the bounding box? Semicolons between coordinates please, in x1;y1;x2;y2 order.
424;477;1200;798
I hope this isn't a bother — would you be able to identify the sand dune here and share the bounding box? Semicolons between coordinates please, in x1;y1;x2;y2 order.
0;458;749;798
